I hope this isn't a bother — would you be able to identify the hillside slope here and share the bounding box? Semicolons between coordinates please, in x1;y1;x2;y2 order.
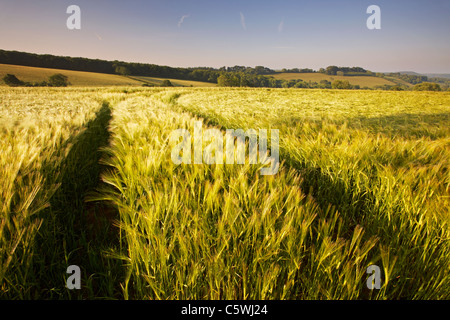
271;72;397;88
0;64;219;87
131;76;217;87
0;63;144;86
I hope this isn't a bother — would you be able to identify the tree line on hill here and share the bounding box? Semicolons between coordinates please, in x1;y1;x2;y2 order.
0;49;219;83
384;72;428;84
382;72;450;90
0;50;446;91
318;66;370;76
217;73;360;89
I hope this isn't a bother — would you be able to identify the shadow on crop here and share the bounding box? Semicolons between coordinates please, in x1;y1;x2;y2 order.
32;101;122;299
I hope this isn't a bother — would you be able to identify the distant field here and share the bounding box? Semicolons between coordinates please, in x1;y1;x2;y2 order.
0;64;143;86
131;75;217;87
271;72;397;87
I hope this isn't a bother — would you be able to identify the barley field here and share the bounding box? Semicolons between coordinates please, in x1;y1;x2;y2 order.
1;86;449;299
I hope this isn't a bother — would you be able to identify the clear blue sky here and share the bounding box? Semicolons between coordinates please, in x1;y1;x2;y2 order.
0;0;449;73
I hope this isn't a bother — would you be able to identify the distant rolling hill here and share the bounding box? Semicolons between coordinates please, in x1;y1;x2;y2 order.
424;73;450;79
0;64;216;87
395;71;422;75
130;76;217;87
0;63;144;86
271;72;397;88
391;71;450;79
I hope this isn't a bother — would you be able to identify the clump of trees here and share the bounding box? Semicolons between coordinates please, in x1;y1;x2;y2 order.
160;79;174;87
2;74;23;87
217;72;276;87
319;66;370;76
280;68;315;73
219;65;275;75
331;80;352;89
2;73;69;87
413;82;441;91
48;74;69;86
